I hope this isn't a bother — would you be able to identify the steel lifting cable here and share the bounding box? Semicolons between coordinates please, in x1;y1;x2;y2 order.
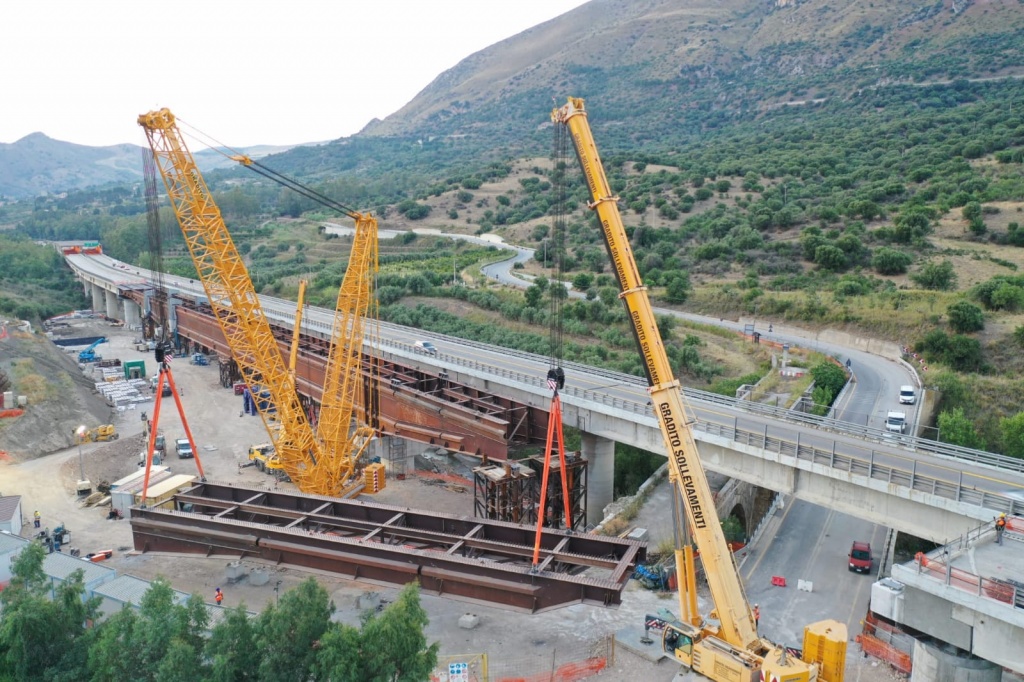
174;116;363;219
547;118;570;390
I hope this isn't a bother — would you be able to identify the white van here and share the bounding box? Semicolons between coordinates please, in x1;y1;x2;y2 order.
886;411;907;434
899;385;916;405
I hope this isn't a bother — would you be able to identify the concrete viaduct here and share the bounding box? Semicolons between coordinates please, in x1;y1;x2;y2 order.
66;253;1024;539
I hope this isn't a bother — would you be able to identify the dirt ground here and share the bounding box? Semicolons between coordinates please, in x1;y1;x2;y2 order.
0;321;906;681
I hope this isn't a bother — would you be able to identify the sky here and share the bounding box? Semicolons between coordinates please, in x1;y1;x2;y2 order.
2;0;590;149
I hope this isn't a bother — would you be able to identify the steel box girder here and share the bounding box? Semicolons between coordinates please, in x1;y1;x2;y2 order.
174;305;533;456
132;483;645;613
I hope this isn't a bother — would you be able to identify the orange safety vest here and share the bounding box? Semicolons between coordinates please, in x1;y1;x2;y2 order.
215;591;223;604
996;518;1006;529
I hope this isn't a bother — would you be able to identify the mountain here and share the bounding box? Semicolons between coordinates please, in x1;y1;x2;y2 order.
0;134;315;200
248;0;1024;183
363;0;1024;140
0;133;142;200
5;0;1024;197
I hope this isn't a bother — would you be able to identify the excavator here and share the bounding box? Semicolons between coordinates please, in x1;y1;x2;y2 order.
137;108;377;496
553;97;846;682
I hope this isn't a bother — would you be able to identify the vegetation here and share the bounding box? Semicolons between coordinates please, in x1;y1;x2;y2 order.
7;49;1024;456
0;542;438;682
0;235;89;322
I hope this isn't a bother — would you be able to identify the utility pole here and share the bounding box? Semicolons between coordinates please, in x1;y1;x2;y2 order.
75;425;86;481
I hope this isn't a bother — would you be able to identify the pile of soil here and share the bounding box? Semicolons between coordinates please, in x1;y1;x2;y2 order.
0;328;115;460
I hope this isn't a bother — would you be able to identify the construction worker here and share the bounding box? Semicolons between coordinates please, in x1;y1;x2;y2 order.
995;513;1007;545
215;587;223;605
33;510;41;528
753;604;760;630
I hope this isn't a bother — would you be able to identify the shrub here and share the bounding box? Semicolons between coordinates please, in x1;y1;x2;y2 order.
871;248;912;275
946;301;984;333
911;260;957;291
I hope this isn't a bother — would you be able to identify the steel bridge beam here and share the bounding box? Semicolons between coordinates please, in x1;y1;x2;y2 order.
132;482;645;613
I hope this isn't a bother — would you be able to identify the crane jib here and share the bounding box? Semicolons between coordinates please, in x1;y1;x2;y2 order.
601;218;631;292
630;310;662;386
657;400;707;529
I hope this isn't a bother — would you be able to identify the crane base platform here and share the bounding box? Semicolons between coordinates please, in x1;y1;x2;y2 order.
130;481;646;613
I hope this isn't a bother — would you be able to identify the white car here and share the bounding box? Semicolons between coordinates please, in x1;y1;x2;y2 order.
899;385;916;405
415;340;437;354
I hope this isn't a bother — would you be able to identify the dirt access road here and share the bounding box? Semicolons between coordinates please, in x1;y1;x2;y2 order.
0;322;906;681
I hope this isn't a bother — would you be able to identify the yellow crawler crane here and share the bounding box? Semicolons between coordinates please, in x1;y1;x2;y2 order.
138;108;377;495
553;97;846;682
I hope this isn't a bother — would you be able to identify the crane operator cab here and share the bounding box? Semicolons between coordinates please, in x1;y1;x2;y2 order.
662;623;695;659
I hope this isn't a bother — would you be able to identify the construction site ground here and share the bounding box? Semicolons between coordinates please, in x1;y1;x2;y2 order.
0;321;906;681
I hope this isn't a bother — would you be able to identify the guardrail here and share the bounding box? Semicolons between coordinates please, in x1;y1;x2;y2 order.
906;522;1023;610
379;336;1023;517
697;420;1023;517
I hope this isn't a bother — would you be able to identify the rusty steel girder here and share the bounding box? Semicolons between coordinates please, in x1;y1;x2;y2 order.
131;483;645;613
174;305;547;457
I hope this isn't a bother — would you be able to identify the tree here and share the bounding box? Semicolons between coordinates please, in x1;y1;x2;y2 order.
1000;412;1024;459
990;283;1024;311
1013;325;1024;347
962;201;982;222
811;385;834;416
911;260;957;291
0;541;100;681
206;605;259;682
89;607;144;681
715;179;732;194
352;583;439;682
256;578;333;681
665;274;691;304
871;247;912;275
524;284;543;308
814;244;848;271
938;407;985;450
315;624;364;682
810;361;847;398
945;334;983;372
572;273;594;291
946;301;984;333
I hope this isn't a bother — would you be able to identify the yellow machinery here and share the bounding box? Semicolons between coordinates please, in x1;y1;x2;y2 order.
248;443;286;478
78;424;119;443
553;97;846;682
138;108;377;496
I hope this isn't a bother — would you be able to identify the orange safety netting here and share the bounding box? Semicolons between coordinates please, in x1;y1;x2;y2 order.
855;633;912;674
914;552;1015;604
496;657;607;682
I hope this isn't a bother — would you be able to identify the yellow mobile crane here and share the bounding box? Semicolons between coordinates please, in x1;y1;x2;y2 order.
137;108;377;496
552;98;846;682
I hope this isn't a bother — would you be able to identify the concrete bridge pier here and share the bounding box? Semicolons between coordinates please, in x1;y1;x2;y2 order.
582;432;615;527
123;299;141;328
91;284;105;313
104;290;120;321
